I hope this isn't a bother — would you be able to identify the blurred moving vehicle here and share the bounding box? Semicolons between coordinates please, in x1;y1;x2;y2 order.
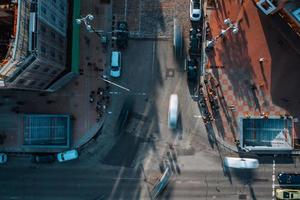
224;157;259;169
190;0;202;21
278;173;300;185
168;94;179;129
110;51;122;78
0;153;7;163
276;188;300;200
31;154;55;163
57;150;78;162
116;97;134;133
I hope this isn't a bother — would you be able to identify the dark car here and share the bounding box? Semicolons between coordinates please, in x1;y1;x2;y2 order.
31;154;55;163
278;173;300;184
186;59;198;83
189;28;201;57
116;21;129;49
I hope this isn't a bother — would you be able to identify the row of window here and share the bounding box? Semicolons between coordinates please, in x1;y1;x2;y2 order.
17;78;47;88
40;1;66;15
32;64;58;75
40;24;65;47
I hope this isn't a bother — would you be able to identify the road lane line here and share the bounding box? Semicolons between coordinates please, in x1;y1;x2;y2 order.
272;158;276;200
124;0;127;21
138;0;142;33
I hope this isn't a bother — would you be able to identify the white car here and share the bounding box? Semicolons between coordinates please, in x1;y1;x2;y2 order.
110;51;121;78
224;157;259;169
190;0;202;21
168;94;179;129
57;150;78;162
0;153;7;163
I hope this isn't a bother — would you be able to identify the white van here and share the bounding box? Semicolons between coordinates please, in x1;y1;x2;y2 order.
110;51;121;77
168;94;179;129
224;157;259;169
57;149;78;162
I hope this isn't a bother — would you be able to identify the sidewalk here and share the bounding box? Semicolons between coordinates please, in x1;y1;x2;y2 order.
203;0;300;151
0;1;112;153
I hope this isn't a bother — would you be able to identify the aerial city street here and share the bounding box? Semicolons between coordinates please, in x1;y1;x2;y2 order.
0;0;300;199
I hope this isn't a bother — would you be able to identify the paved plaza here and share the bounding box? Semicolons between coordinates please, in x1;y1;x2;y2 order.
204;0;300;148
0;1;111;152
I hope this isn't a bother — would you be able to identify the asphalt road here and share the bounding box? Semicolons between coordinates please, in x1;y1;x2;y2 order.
1;39;300;200
1;0;300;198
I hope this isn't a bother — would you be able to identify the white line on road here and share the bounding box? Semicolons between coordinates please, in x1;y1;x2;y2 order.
109;91;147;96
272;158;276;200
138;0;142;33
193;115;202;118
124;0;127;21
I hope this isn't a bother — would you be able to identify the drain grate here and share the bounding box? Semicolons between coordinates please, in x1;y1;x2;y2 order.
239;194;247;200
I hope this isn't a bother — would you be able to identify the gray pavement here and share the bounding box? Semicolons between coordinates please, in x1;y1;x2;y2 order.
0;0;299;200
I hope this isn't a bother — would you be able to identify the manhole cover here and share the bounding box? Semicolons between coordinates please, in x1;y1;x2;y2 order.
239;194;247;200
166;68;175;78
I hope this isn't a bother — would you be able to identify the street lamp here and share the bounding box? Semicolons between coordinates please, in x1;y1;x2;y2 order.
76;14;104;39
206;18;239;48
76;14;94;32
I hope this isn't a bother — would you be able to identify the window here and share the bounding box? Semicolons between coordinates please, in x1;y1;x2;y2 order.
38;82;45;87
43;67;50;72
51;70;57;75
59;21;64;29
17;79;25;85
50;32;56;40
40;24;46;33
60;3;65;12
58;37;64;46
33;64;40;70
51;14;56;23
41;6;47;15
50;48;55;58
58;54;63;61
28;80;36;86
40;46;46;54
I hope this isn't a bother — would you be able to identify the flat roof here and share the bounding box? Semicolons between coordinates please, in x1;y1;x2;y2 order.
23;114;71;148
241;118;293;150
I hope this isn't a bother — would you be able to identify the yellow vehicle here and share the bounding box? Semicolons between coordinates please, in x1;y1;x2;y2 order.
276;189;300;200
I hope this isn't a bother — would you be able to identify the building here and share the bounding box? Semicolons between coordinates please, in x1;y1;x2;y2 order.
0;0;79;91
255;0;300;36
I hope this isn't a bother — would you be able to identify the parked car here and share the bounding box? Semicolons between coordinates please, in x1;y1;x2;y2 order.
189;28;201;57
190;0;202;21
278;173;300;185
57;150;78;162
0;153;7;163
116;21;129;49
186;59;198;83
31;154;55;163
224;157;259;169
110;51;122;78
276;188;300;200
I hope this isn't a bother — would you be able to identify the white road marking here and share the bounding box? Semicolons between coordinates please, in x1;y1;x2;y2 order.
138;0;142;33
193;115;202;118
124;0;128;21
109;91;147;96
272;159;276;200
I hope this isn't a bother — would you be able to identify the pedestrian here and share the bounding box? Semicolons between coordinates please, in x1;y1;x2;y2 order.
259;57;264;63
251;83;257;90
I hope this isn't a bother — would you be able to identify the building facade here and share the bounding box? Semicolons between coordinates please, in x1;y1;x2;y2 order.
0;0;72;91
